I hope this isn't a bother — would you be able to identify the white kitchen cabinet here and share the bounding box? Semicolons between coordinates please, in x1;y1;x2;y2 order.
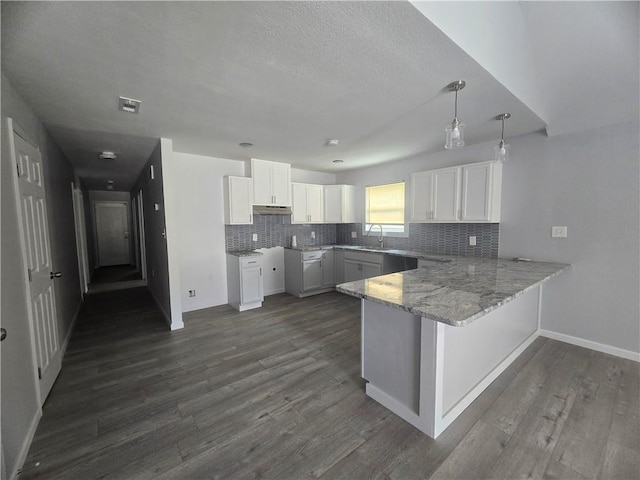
410;161;502;223
323;185;355;223
291;183;324;223
226;254;264;311
284;249;335;297
344;259;382;282
460;161;502;222
223;176;253;225
251;158;291;206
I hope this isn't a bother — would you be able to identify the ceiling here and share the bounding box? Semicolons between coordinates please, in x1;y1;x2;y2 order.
1;1;637;191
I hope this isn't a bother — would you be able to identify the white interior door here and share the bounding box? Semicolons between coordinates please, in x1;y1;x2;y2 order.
136;190;147;280
12;125;62;403
95;202;130;266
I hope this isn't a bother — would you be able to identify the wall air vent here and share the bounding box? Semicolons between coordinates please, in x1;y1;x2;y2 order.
118;96;142;114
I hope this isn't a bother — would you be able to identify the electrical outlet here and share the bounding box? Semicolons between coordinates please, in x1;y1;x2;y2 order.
311;231;316;239
351;231;357;239
551;226;568;238
188;290;196;297
469;236;477;246
252;233;258;241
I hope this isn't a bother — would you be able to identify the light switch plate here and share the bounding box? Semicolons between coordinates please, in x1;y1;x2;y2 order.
351;231;357;239
551;226;568;238
252;233;258;241
311;231;316;239
469;236;477;246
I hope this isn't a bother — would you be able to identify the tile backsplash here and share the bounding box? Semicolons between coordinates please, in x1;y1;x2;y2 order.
226;216;499;257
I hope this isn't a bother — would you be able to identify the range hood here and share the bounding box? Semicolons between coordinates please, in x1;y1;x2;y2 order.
253;205;293;215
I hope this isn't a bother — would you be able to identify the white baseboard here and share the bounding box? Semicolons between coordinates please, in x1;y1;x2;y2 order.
10;408;42;480
147;286;172;329
539;329;640;362
60;299;83;360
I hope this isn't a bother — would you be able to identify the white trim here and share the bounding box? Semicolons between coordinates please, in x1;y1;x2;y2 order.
60;300;83;360
9;406;42;480
538;329;640;363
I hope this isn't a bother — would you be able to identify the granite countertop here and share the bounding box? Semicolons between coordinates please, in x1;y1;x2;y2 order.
226;250;264;258
336;257;569;327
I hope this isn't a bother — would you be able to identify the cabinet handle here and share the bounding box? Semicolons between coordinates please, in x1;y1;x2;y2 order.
260;267;262;276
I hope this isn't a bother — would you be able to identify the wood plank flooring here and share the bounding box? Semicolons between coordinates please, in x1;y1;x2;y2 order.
19;287;639;479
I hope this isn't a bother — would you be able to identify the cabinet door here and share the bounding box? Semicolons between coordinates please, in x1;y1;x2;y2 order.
241;264;263;305
323;185;342;223
251;159;273;205
291;183;308;223
432;167;460;222
270;161;291;206
410;171;432;222
226;176;253;225
334;251;345;284
322;250;335;286
460;162;492;222
361;262;382;280
302;259;323;291
342;185;355;223
344;260;362;282
307;184;324;222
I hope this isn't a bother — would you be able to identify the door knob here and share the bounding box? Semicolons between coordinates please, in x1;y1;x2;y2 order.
1;328;6;341
50;271;63;279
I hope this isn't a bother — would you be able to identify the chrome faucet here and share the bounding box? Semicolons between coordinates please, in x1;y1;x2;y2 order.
365;223;384;248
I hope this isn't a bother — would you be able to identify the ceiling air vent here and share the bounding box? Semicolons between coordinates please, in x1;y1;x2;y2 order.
118;96;141;114
98;151;117;161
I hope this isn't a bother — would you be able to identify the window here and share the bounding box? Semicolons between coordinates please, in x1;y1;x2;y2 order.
365;181;406;235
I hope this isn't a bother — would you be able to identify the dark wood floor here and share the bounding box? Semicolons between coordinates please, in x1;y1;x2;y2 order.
20;287;639;479
91;265;142;284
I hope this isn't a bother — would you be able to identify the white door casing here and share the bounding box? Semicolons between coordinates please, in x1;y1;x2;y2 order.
10;122;62;404
94;202;130;266
71;183;90;295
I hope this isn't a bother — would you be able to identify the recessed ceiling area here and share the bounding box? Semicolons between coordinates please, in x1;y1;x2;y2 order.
1;1;636;190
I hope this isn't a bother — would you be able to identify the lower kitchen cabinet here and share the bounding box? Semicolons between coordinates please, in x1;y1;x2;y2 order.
285;248;335;298
227;254;264;311
343;250;409;282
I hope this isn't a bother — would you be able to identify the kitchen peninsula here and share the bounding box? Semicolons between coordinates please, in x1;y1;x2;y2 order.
337;256;569;439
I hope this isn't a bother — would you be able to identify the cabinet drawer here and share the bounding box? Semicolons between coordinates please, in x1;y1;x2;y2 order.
240;257;262;268
302;251;324;261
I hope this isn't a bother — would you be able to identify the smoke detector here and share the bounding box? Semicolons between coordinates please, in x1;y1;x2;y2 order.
98;151;117;161
325;139;339;147
118;96;142;114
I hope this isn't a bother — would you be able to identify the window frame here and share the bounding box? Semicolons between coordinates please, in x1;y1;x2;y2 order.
363;181;408;238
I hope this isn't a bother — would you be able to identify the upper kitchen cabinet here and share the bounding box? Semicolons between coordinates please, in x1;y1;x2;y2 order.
251;158;291;206
460;161;502;222
292;183;324;223
224;176;253;225
410;166;459;222
410;161;502;223
323;185;355;223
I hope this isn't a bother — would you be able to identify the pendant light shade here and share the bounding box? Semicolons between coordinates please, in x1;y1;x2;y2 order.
494;113;511;162
445;80;466;149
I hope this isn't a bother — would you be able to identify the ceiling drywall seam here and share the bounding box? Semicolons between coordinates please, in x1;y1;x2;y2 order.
410;1;548;127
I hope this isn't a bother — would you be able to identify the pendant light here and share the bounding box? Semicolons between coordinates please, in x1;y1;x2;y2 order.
494;113;511;162
445;80;466;149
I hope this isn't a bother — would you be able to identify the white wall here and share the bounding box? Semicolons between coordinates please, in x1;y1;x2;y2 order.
168;151;244;312
291;167;336;185
338;121;640;356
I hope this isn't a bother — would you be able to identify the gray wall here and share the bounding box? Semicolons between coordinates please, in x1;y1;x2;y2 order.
1;74;81;477
131;141;172;324
500;122;640;353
